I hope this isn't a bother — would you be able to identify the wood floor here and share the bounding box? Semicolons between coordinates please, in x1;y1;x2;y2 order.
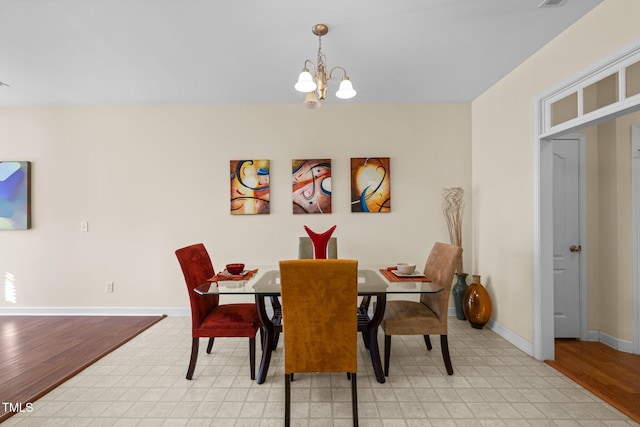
546;339;640;424
0;315;165;423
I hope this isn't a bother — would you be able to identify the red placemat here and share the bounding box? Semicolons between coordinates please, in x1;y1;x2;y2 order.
379;268;431;282
208;269;258;282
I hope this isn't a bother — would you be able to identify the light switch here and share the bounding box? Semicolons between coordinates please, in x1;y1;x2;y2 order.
80;221;88;232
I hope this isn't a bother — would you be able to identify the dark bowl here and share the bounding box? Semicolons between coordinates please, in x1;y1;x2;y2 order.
226;263;245;275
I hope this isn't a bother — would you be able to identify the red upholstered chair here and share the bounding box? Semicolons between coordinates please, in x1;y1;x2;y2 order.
175;243;261;380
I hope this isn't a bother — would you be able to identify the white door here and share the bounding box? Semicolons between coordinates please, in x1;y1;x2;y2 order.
553;138;582;338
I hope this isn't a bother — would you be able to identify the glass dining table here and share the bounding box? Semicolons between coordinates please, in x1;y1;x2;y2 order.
194;265;443;384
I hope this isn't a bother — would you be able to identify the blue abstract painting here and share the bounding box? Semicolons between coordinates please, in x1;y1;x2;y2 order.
0;161;31;230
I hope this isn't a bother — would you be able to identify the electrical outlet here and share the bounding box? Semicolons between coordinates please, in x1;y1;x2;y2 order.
106;282;114;293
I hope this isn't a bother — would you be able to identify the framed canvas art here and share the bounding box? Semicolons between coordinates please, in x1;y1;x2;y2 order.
0;161;31;229
350;157;391;213
292;159;332;214
230;160;270;215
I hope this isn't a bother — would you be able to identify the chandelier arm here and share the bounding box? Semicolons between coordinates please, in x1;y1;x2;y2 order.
328;66;349;83
303;59;317;76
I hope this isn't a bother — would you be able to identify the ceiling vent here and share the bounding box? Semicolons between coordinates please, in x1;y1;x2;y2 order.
538;0;567;7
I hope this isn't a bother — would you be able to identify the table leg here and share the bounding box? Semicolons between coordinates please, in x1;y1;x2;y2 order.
367;293;386;384
255;294;274;384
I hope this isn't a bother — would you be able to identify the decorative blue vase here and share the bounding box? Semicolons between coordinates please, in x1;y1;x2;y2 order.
452;273;468;320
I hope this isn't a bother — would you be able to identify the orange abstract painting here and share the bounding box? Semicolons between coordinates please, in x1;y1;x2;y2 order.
230;160;270;215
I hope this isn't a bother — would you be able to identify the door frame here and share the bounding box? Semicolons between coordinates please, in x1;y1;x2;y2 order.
633;125;640;354
552;135;588;340
534;38;640;361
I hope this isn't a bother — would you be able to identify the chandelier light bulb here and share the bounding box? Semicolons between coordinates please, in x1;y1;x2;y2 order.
335;77;356;99
303;91;321;109
295;70;317;93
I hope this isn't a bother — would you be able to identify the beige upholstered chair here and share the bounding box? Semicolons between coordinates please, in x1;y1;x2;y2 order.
280;259;359;427
298;236;338;259
380;242;462;376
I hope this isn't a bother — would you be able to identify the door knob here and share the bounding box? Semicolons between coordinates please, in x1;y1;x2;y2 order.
569;245;582;253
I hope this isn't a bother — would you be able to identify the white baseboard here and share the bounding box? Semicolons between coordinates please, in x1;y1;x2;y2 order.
585;330;600;341
0;307;190;316
447;307;535;357
588;330;634;354
484;318;535;357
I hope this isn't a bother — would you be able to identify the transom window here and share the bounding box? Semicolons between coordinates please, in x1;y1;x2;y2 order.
542;51;640;136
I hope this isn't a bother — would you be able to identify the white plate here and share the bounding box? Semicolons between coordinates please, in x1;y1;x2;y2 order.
222;269;248;276
391;270;425;278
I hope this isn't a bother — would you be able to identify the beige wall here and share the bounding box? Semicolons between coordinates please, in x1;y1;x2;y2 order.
0;104;471;310
472;0;640;343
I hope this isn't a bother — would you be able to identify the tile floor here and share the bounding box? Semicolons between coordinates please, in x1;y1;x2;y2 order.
4;316;638;426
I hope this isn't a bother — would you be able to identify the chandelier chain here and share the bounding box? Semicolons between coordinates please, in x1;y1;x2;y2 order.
317;36;326;72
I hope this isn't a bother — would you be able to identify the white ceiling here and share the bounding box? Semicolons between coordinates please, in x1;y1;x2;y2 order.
0;0;603;107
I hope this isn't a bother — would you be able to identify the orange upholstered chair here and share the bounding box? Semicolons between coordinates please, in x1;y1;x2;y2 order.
380;242;462;376
280;259;359;427
175;243;261;380
269;226;338;350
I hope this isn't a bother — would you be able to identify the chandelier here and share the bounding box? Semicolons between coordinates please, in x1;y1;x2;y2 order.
294;24;356;109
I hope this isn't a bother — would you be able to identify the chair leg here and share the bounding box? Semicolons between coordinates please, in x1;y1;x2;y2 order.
206;337;215;354
259;328;264;351
249;337;256;380
285;373;291;427
351;372;358;427
423;335;432;351
186;337;199;380
273;331;280;349
360;331;370;349
384;335;391;377
440;334;454;375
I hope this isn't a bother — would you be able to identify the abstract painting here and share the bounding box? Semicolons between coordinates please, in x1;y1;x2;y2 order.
230;160;270;215
0;161;31;229
350;157;391;213
292;159;332;214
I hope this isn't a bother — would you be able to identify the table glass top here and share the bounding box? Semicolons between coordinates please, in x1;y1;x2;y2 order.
194;267;444;296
